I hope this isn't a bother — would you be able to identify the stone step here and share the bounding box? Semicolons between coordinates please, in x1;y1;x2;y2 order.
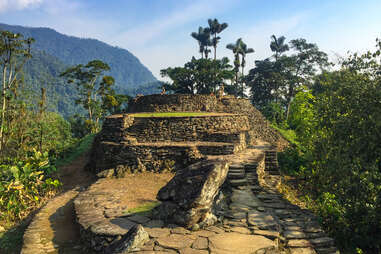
229;165;245;170
228;168;245;173
229;178;248;187
227;172;246;180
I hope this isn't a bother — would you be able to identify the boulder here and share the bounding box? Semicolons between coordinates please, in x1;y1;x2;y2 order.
105;224;149;253
153;159;229;229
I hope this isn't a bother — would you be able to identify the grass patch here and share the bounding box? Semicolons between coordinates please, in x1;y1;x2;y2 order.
125;201;160;216
55;134;95;167
131;112;230;118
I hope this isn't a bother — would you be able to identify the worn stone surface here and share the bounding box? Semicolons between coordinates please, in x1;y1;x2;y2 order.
153;159;229;229
192;237;209;250
287;239;312;248
289;247;317;254
156;234;194;249
208;232;275;254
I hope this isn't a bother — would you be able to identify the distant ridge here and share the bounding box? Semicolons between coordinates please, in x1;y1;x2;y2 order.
0;23;161;116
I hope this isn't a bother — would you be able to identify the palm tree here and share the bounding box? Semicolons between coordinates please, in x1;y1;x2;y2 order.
191;27;211;59
226;38;243;89
239;40;254;77
270;35;289;60
208;18;228;60
238;40;254;98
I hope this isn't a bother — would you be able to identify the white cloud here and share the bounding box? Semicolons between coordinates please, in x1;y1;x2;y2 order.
0;0;43;12
112;0;235;48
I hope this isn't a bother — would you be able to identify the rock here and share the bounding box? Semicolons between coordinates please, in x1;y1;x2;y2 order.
230;189;263;208
179;248;209;254
289;247;317;254
247;211;278;230
156;234;194;250
192;237;209;250
309;237;334;247
97;169;115;178
206;225;225;234
171;227;191;235
287;239;312;248
105;224;149;253
253;230;280;240
208;232;275;254
145;227;170;238
255;246;281;254
315;246;339;254
154;160;229;228
192;229;217;238
283;230;307;240
229;227;251;234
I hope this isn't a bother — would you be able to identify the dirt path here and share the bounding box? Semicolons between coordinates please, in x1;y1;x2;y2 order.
21;154;96;254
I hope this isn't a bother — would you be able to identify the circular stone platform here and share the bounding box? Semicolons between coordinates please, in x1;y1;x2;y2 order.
75;147;338;254
74;171;277;254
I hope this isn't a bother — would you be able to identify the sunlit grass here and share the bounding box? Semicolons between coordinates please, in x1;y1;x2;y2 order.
131;112;230;117
55;134;95;167
125;201;160;216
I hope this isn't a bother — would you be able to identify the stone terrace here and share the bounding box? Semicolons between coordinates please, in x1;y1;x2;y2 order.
87;112;251;175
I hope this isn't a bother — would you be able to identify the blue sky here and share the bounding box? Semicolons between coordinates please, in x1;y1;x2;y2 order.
0;0;380;79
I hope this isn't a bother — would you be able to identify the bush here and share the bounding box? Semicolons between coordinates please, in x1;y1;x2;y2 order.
278;146;307;176
0;150;61;221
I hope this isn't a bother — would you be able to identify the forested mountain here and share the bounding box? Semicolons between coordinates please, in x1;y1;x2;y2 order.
0;23;160;116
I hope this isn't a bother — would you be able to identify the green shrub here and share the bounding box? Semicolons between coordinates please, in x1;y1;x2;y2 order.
278;146;307;176
0;150;61;221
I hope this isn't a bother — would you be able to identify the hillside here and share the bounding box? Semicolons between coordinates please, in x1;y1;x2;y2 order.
0;23;161;116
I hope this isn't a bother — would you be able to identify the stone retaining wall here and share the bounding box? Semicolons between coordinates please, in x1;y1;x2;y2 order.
100;114;250;143
128;94;288;150
87;141;247;176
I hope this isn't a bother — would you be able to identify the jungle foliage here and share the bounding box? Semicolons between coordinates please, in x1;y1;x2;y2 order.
278;39;381;253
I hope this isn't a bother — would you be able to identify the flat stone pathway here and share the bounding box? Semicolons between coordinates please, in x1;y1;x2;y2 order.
21;154;96;254
21;144;339;254
21;189;93;254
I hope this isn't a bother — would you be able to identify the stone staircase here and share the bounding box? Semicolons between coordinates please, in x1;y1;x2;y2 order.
220;149;339;254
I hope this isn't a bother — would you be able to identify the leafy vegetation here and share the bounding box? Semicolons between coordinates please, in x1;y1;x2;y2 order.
60;60;125;133
161;57;235;94
275;40;381;253
0;150;61;221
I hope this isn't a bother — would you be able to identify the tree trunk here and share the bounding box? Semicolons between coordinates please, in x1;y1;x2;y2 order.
214;34;217;60
286;83;294;120
0;66;7;152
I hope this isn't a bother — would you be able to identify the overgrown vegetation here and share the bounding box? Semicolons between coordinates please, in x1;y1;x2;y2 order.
276;40;381;253
163;18;381;253
0;150;61;221
0;29;112;230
